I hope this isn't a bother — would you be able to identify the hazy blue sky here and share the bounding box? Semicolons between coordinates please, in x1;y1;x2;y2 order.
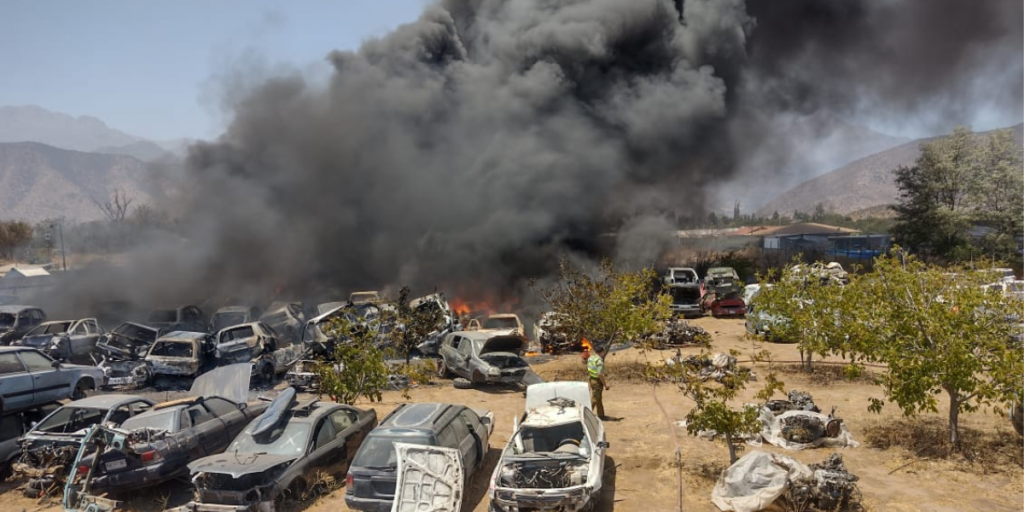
0;1;426;140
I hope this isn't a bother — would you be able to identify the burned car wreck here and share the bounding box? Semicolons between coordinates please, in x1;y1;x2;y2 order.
96;322;158;388
13;394;155;497
489;382;608;512
16;318;105;364
214;322;303;384
172;387;377;511
63;365;267;506
437;330;529;388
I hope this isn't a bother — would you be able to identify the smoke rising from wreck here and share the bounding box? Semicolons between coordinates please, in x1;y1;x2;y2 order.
38;0;1024;314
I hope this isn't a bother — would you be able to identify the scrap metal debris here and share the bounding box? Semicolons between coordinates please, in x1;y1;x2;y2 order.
765;390;821;415
752;406;858;450
787;453;863;511
645;319;711;348
711;451;862;512
665;351;754;383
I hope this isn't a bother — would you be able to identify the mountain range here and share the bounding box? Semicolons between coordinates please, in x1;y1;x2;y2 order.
757;123;1024;217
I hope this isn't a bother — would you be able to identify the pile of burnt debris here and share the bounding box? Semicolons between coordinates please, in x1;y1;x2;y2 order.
787;453;863;511
644;319;711;349
665;351;754;383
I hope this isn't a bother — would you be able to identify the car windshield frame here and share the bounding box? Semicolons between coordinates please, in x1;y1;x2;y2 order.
120;409;179;433
34;406;108;435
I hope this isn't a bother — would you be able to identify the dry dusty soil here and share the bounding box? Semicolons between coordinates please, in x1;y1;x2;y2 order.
2;317;1021;512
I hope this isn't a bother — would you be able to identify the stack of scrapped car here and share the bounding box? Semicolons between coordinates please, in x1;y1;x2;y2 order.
436;330;529;389
141;331;217;389
787;453;862;511
173;388;377;512
702;267;747;318
14;394;156;497
62;365;268;509
765;390;822;415
665;352;752;384
534;312;581;354
489;382;609;512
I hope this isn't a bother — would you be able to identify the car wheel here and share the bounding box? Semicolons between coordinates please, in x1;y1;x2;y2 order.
437;360;453;379
71;382;88;400
453;377;473;390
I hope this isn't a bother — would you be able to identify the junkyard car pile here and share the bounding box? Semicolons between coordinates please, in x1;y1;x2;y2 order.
643;318;711;348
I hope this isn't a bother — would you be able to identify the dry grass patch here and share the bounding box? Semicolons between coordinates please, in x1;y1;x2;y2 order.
864;418;1023;474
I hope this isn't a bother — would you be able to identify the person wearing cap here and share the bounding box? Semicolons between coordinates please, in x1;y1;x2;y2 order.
587;344;610;420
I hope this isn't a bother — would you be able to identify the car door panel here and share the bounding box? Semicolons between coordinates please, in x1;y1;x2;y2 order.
0;353;32;411
19;351;69;404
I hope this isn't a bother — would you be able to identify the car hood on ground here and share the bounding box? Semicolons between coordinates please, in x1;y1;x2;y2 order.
188;453;297;478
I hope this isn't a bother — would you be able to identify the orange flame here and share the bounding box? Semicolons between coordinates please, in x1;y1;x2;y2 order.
581;338;593;351
449;297;472;316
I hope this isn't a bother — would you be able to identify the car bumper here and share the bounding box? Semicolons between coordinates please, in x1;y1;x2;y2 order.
491;486;595;511
345;495;393;512
166;502;273;512
89;462;182;493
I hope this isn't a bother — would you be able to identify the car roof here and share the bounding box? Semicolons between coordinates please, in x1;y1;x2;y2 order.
452;330;521;342
0;305;36;313
66;394;153;408
378;403;457;432
157;331;208;341
215;306;252;313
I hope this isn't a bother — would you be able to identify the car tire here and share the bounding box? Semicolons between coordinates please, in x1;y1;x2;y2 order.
453;377;473;390
437;360;453;379
71;381;88;400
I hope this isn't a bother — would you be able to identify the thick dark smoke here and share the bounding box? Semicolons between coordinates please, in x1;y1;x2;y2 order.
32;0;1024;316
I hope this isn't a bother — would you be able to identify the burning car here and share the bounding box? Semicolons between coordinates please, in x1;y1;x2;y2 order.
174;387;377;512
534;312;581;354
141;331;216;387
703;267;747;317
66;364;269;499
489;382;609;512
437;330;529;388
16;318;104;364
13;394;155;496
214;322;303;384
96;322;159;388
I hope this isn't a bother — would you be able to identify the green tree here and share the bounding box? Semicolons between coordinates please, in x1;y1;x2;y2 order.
892;126;1023;261
0;220;33;260
315;316;389;404
853;251;1024;447
670;350;784;463
759;249;1024;448
534;258;671;346
379;287;444;363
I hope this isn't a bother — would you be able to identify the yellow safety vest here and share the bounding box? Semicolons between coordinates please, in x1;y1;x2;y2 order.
587;354;604;379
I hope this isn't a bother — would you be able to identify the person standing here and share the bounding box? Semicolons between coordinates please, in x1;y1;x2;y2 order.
587;344;610;420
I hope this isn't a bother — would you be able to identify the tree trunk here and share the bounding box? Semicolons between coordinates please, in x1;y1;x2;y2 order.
947;389;960;449
725;431;737;463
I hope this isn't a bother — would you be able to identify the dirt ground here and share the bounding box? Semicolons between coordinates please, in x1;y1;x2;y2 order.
3;317;1022;512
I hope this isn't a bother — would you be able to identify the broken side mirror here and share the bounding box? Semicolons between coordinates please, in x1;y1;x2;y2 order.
51;360;61;368
597;441;610;449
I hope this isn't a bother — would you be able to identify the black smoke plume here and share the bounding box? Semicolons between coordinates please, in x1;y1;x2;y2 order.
34;0;1023;315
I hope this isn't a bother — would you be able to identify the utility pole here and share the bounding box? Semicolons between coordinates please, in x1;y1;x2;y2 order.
50;219;66;272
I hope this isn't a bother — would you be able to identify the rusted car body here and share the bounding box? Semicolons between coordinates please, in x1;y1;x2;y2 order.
703;267;747;318
214;322;303;384
141;331;216;387
96;322;159;388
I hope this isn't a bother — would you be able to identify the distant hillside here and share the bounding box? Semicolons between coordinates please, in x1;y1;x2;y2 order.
757;124;1024;217
95;140;170;161
0;105;142;152
0;142;155;222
